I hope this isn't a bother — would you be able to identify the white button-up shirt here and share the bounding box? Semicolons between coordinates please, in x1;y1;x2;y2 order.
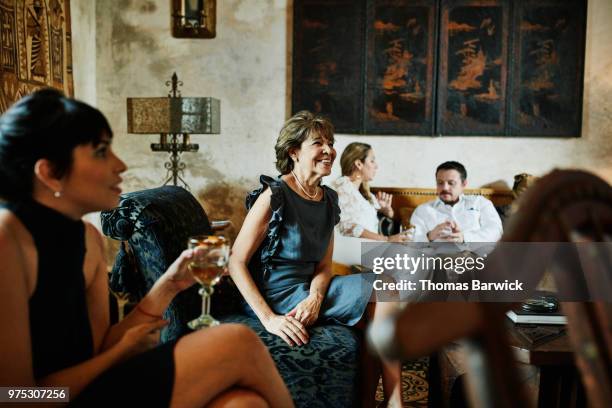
410;194;503;242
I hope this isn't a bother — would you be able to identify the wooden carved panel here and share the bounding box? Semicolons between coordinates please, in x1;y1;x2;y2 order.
0;0;73;114
364;0;437;135
509;0;586;137
437;0;509;135
292;0;364;133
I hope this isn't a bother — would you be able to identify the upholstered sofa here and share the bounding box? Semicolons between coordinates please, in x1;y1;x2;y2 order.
101;186;375;408
370;186;514;229
332;186;513;265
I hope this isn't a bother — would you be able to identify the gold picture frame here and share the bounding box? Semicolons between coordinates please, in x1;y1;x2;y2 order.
171;0;216;39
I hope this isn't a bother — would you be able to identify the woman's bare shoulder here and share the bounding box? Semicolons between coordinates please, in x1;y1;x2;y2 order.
0;208;30;246
252;186;273;208
83;221;105;250
0;207;37;295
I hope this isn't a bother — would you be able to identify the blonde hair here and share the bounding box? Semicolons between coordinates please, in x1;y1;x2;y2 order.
274;111;335;174
340;142;373;203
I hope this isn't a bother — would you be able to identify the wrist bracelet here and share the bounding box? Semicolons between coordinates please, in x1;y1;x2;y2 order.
135;303;163;319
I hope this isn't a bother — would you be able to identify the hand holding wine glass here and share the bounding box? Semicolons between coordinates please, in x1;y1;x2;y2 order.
187;235;230;330
399;223;416;243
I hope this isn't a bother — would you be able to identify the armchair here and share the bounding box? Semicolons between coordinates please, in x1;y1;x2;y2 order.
101;186;375;408
101;186;208;341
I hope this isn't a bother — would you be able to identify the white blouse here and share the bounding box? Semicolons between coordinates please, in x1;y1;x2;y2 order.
330;176;380;237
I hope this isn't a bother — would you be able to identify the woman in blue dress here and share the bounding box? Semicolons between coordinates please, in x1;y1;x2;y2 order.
229;111;402;406
0;89;293;408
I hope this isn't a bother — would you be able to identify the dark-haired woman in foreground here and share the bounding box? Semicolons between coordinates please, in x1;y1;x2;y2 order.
0;89;293;407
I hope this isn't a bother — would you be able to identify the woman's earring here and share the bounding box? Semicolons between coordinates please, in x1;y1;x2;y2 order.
53;191;62;198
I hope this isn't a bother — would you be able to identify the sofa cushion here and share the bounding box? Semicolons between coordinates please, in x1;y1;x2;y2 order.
101;186;365;407
220;314;361;408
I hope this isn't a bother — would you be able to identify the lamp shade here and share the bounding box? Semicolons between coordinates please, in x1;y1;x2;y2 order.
127;97;220;134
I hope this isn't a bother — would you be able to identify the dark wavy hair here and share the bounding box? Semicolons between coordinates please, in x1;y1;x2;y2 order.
0;88;112;201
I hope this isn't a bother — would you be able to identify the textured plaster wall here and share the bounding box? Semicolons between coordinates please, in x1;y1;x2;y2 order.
71;0;96;105
72;0;612;238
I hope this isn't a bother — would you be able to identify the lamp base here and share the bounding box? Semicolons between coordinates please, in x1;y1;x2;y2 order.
151;143;199;153
151;133;199;189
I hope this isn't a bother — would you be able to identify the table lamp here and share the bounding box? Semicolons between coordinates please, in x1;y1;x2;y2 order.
127;72;220;189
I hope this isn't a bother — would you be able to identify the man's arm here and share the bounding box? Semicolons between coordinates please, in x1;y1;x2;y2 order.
462;198;503;242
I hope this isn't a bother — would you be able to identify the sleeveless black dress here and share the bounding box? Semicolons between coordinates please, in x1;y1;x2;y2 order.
245;175;373;325
5;200;175;407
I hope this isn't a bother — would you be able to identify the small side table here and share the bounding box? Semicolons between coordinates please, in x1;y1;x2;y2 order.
430;320;586;408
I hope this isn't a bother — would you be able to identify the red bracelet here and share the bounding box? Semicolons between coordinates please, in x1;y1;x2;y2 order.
135;304;163;319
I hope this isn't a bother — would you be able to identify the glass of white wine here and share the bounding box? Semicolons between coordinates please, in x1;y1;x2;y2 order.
399;223;416;243
187;235;229;330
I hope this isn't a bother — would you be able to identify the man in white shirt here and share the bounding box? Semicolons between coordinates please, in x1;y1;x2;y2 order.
410;161;503;243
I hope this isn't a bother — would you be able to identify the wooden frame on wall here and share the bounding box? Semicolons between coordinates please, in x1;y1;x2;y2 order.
171;0;216;39
0;0;74;113
291;0;587;137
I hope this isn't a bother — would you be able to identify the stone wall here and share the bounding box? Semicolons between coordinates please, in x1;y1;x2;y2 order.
72;0;612;240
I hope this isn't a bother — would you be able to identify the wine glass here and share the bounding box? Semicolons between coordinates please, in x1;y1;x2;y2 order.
399;223;416;243
440;217;455;240
187;235;229;330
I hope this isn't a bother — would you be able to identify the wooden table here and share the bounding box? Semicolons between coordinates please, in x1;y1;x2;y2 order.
429;320;585;408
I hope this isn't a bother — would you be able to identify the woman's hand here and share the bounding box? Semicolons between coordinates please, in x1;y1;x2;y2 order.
287;294;323;327
376;191;394;218
115;319;169;360
387;233;410;243
162;248;199;293
263;314;310;346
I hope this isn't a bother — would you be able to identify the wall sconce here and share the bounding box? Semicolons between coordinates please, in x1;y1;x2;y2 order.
171;0;216;38
127;72;220;189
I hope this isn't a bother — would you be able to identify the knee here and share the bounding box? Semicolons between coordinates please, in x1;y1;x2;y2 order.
208;388;269;408
223;323;262;343
219;324;266;354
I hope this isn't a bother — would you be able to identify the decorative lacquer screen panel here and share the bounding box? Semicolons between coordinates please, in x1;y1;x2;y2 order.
0;0;73;113
292;0;587;137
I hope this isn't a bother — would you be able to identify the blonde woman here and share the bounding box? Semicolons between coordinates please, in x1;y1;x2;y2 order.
330;143;408;257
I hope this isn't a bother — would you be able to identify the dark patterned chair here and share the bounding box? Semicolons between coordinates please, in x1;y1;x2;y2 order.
101;186;372;408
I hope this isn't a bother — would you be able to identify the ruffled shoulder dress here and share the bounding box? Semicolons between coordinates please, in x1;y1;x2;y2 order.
245;175;373;325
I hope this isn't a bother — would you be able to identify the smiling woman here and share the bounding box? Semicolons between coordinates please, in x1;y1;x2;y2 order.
0;89;293;408
229;110;405;405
